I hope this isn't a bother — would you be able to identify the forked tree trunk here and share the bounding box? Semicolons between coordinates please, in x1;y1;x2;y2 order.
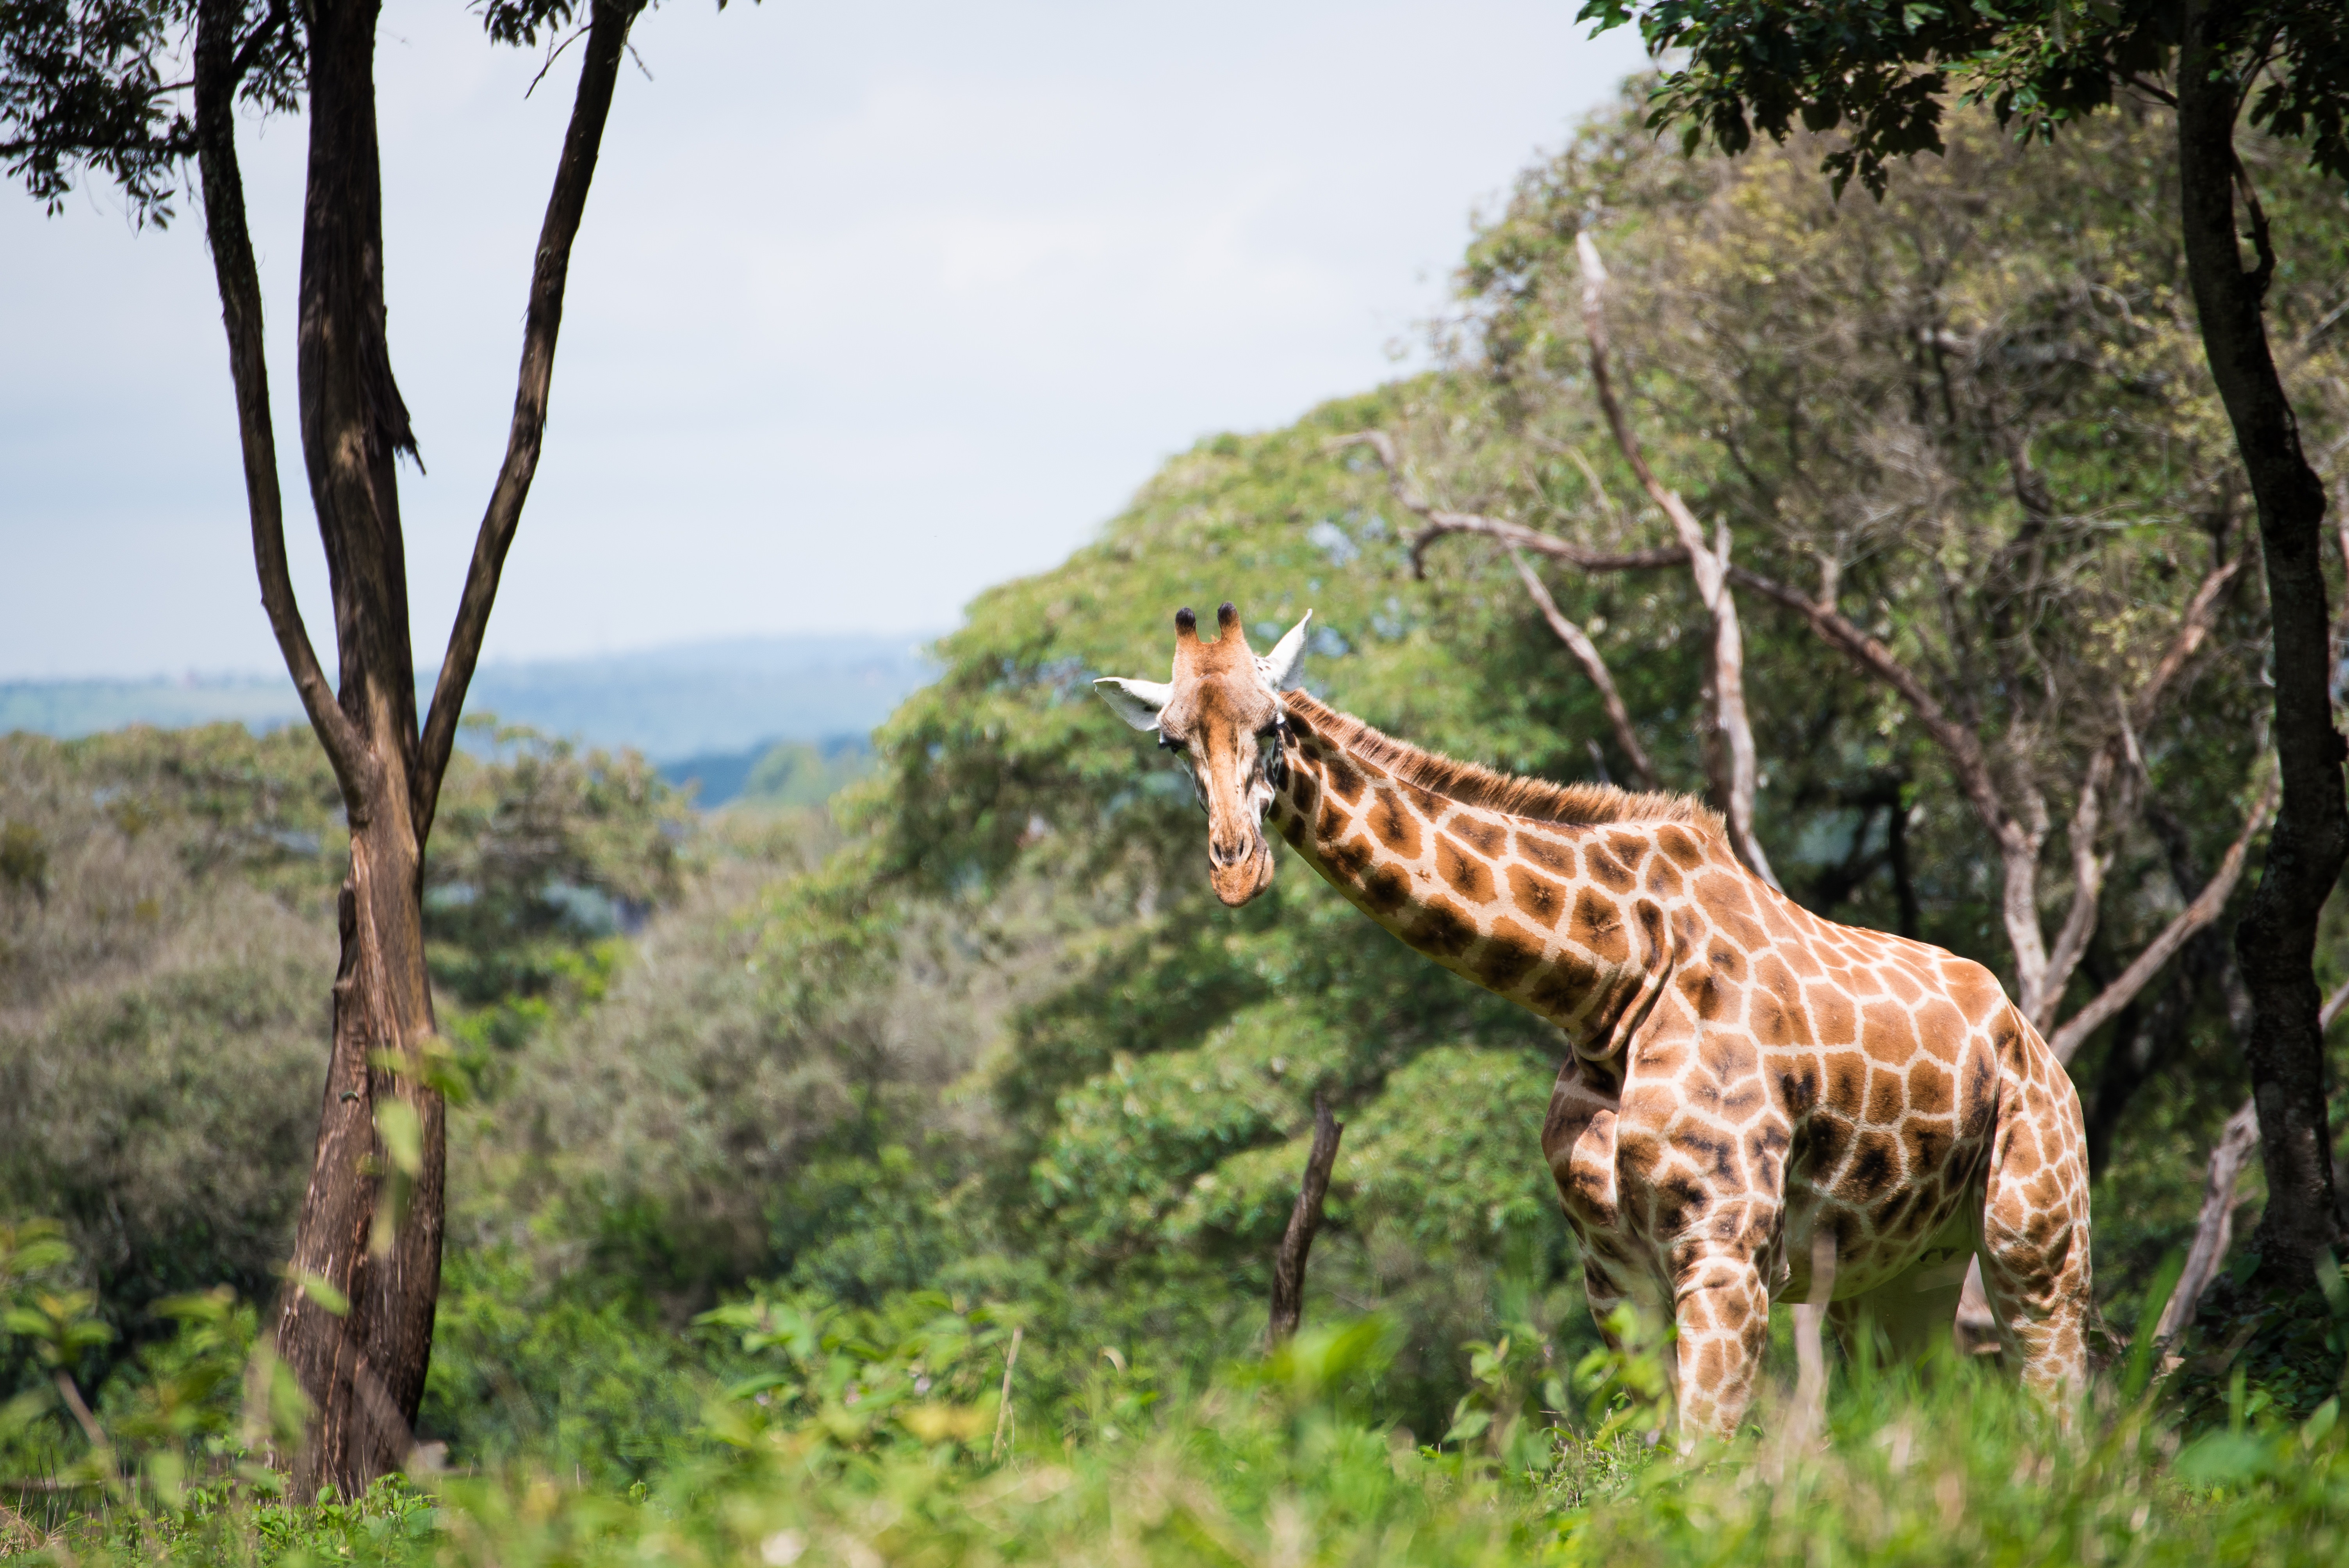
192;0;642;1499
2180;0;2349;1287
270;0;443;1492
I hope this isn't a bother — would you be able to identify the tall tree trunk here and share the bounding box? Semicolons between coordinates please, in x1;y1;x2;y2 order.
2180;0;2348;1287
273;0;444;1497
193;0;643;1499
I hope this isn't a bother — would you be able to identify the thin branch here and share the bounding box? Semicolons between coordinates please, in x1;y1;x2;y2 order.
524;21;593;99
2048;770;2278;1065
50;1372;109;1461
193;0;367;796
2036;746;2119;1031
1509;547;1659;791
991;1326;1023;1460
2133;558;2244;725
416;0;640;840
2034;557;2241;1024
1577;230;1780;892
1719;565;2041;985
2160;976;2349;1343
2158;1096;2260;1343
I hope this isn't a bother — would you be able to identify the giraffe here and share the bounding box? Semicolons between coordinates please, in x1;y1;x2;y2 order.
1095;602;2095;1439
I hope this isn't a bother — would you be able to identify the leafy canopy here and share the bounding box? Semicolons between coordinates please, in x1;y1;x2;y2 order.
0;0;636;226
1579;1;2349;196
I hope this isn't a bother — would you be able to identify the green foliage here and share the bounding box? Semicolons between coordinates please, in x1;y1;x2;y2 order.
419;1246;720;1489
423;726;685;1025
1582;2;2349;198
43;1335;2349;1568
699;1288;1015;1463
738;739;876;811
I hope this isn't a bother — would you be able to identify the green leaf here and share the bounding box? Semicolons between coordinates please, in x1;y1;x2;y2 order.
375;1098;424;1176
291;1269;350;1318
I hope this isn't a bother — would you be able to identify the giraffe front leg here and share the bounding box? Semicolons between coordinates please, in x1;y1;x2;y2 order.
1670;1251;1772;1442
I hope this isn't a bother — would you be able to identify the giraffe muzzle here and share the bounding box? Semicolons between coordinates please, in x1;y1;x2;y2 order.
1208;833;1273;906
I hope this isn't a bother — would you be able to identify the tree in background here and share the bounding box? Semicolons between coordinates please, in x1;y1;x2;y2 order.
4;0;667;1495
1580;0;2349;1290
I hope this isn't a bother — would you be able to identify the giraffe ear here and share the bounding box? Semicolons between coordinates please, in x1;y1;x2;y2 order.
1093;677;1173;732
1258;610;1312;690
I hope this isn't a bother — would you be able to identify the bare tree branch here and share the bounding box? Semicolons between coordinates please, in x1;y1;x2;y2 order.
1329;433;1688;578
415;0;640;841
1508;548;1659;791
2037;746;2120;1031
2034;558;2243;1025
1720;561;2057;1000
1576;231;1780;892
2049;770;2278;1065
2158;975;2349;1343
2157;1095;2261;1344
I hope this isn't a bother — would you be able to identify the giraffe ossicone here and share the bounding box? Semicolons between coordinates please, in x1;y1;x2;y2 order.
1095;600;2095;1440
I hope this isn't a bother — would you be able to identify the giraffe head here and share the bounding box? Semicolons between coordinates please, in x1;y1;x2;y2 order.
1094;601;1312;907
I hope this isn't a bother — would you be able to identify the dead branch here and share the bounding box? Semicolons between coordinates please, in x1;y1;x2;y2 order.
2155;976;2348;1344
1329;433;1686;578
1576;231;1780;892
2157;1097;2262;1344
991;1326;1023;1460
2034;559;2244;1024
2048;770;2278;1065
1508;549;1660;791
1267;1090;1345;1345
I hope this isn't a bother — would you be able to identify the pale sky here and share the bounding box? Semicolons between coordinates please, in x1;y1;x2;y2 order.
2;2;1647;679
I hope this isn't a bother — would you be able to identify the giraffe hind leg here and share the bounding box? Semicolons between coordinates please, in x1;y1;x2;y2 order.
1975;1093;2094;1404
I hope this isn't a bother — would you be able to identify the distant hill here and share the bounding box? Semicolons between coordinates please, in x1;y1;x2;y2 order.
661;734;876;810
0;635;937;767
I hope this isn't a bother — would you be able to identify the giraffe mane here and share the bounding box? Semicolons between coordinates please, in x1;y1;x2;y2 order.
1285;692;1726;836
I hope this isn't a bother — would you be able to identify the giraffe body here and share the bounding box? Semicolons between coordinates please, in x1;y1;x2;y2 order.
1097;604;2094;1438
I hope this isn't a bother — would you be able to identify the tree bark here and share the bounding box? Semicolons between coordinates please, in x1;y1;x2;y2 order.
193;0;641;1499
270;0;440;1497
2181;0;2349;1285
1267;1091;1344;1345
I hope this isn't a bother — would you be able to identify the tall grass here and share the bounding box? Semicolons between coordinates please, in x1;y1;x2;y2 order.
15;1311;2346;1568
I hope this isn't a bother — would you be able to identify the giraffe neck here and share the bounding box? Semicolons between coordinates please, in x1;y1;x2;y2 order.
1265;691;1702;1061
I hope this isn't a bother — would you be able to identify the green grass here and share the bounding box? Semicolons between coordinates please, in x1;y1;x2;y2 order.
10;1316;2347;1568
